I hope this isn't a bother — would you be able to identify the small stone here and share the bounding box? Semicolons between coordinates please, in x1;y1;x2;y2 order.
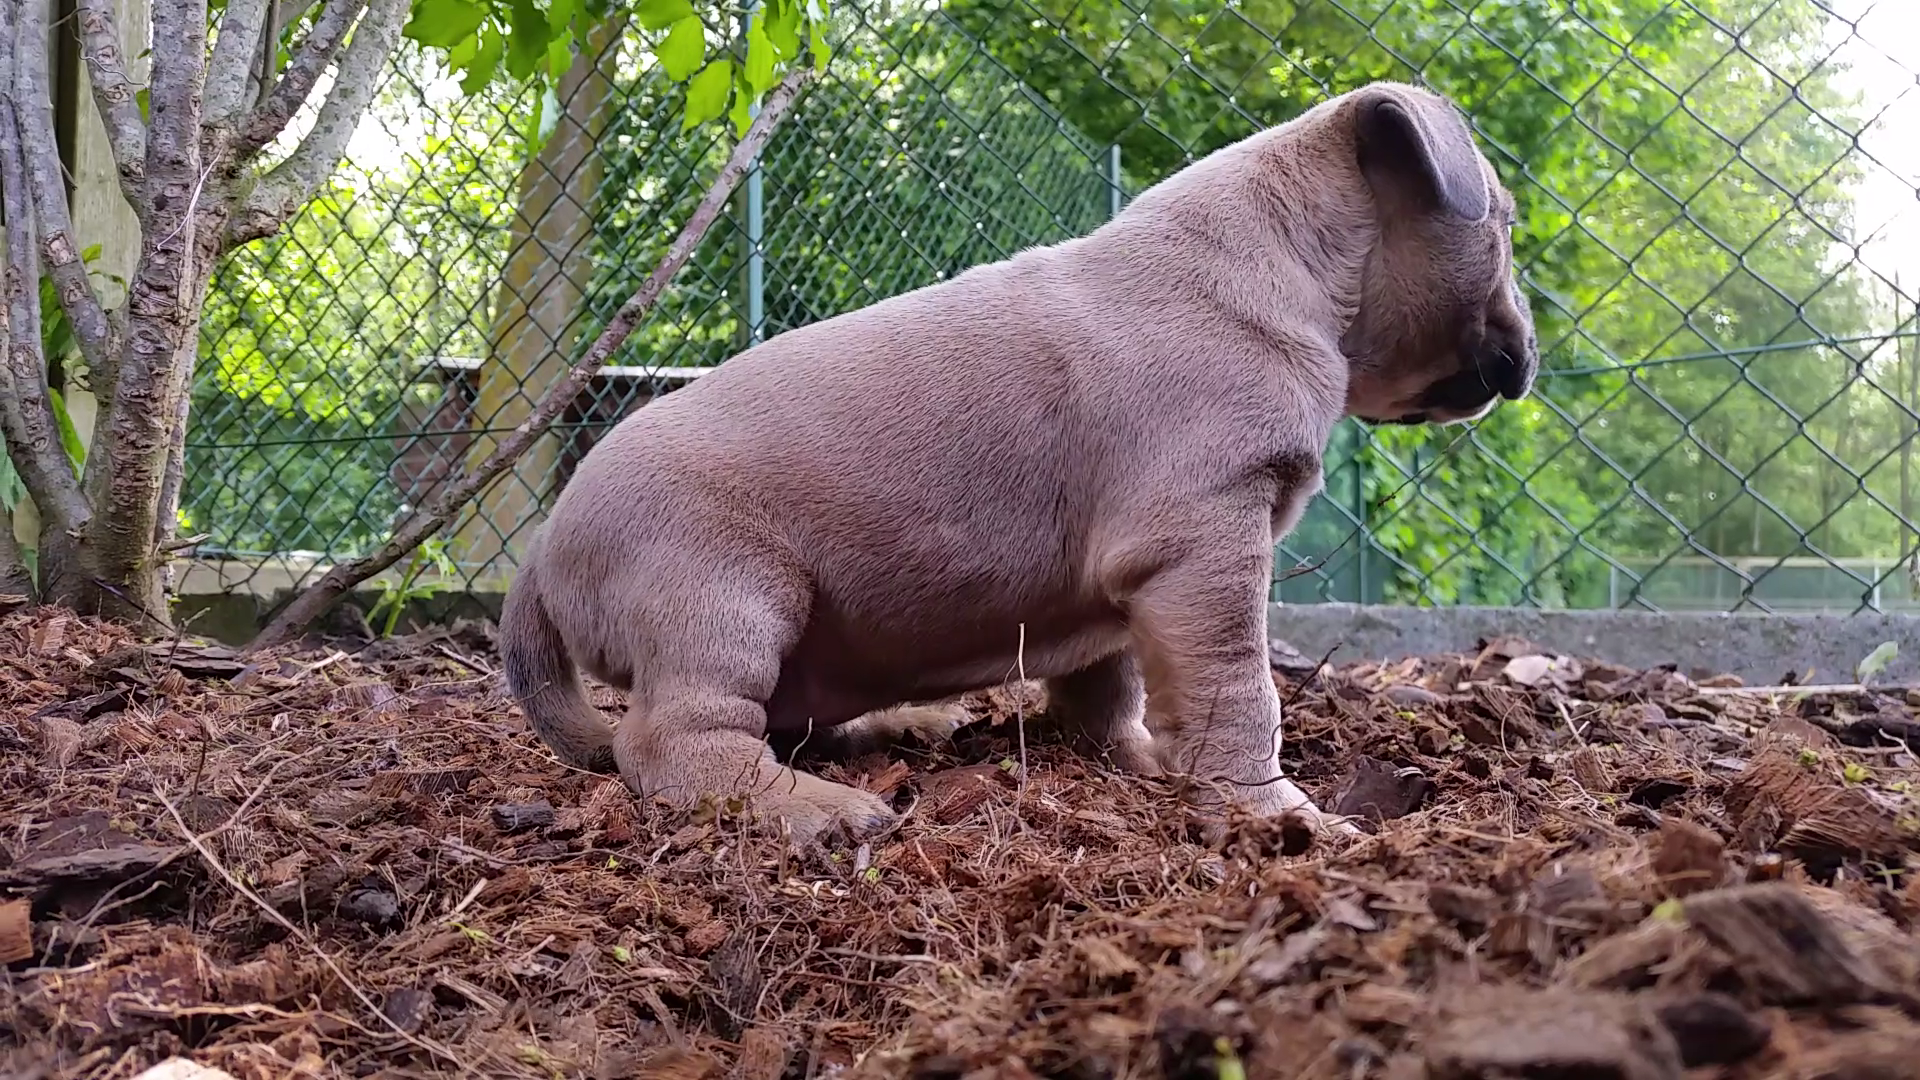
338;881;402;928
1650;993;1769;1067
380;986;436;1035
1329;756;1434;825
490;801;557;833
1621;702;1668;727
1384;683;1444;709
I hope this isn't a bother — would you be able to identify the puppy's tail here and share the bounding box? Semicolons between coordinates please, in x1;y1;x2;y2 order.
499;559;616;771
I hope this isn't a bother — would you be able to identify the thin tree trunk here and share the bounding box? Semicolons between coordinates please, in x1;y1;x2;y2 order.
76;0;210;622
248;67;814;651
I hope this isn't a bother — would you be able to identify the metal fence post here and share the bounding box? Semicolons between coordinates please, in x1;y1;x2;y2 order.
743;6;768;346
1106;143;1122;219
746;156;766;345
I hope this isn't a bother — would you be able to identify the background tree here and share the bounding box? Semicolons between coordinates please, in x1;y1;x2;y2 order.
0;0;834;623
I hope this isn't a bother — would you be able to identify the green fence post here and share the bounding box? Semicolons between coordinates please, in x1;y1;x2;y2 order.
1106;143;1122;219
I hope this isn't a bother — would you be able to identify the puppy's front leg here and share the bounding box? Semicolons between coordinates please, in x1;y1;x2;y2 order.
1121;512;1357;836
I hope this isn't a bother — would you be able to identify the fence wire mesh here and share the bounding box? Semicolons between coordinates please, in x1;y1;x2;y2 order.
186;0;1920;615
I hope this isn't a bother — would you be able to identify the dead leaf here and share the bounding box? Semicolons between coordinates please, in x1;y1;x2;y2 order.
1503;654;1556;687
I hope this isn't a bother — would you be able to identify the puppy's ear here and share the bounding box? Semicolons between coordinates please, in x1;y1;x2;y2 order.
1352;84;1490;224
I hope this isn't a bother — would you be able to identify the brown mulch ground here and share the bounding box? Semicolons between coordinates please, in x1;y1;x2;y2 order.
5;609;1920;1080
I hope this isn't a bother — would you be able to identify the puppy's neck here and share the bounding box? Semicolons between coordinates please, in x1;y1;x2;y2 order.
1240;133;1375;334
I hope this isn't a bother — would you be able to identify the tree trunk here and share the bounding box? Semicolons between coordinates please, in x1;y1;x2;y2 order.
450;17;625;580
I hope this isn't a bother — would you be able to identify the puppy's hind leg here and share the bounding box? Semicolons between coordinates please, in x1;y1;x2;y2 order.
614;581;896;848
787;700;974;762
1046;651;1159;775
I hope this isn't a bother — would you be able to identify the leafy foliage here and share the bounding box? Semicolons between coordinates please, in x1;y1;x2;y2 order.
400;0;828;143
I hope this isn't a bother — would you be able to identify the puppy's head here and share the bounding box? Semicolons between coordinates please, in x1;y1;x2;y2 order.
1334;83;1538;426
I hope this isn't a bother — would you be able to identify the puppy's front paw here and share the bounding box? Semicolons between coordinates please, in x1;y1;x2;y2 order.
751;771;899;849
1239;776;1363;839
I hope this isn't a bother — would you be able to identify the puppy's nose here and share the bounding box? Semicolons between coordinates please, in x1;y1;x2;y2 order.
1491;343;1535;401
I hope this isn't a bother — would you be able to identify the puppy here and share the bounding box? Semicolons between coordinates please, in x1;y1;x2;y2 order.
499;81;1538;845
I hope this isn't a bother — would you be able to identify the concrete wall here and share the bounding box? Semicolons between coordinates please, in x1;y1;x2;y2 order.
1268;602;1919;684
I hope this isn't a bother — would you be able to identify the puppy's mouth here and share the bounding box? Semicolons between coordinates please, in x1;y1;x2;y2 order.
1404;344;1533;424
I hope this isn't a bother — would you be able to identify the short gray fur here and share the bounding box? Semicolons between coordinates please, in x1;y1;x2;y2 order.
1268;603;1918;684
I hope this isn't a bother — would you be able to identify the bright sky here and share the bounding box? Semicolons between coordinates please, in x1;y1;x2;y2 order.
1826;0;1919;322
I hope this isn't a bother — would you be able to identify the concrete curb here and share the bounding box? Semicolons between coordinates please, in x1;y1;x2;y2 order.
1268;603;1918;683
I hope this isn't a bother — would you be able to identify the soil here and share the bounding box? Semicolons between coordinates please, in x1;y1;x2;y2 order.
5;607;1920;1080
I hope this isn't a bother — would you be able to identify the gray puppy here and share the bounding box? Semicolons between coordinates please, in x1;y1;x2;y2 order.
500;81;1537;845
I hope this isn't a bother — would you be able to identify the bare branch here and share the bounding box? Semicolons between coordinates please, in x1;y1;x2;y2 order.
72;0;148;207
0;17;91;534
206;0;276;124
248;67;818;650
226;0;406;249
13;0;116;375
236;0;369;158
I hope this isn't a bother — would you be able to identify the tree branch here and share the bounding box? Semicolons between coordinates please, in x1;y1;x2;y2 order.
0;36;91;535
206;0;276;124
13;0;116;376
72;0;148;208
248;67;817;650
225;0;406;249
236;0;368;159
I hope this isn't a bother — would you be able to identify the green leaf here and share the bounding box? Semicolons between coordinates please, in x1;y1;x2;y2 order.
446;31;480;69
0;432;28;513
1857;641;1898;682
504;0;549;80
547;27;574;79
764;0;799;61
682;58;731;130
402;0;488;48
807;20;829;74
459;29;504;94
547;0;575;37
744;19;775;97
636;0;692;31
728;66;753;135
524;80;561;152
45;387;86;476
135;87;149;123
658;15;705;82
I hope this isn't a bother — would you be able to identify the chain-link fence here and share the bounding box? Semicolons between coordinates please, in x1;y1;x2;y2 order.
186;0;1920;616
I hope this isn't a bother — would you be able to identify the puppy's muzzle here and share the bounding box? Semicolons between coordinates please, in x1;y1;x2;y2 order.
1413;339;1534;418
